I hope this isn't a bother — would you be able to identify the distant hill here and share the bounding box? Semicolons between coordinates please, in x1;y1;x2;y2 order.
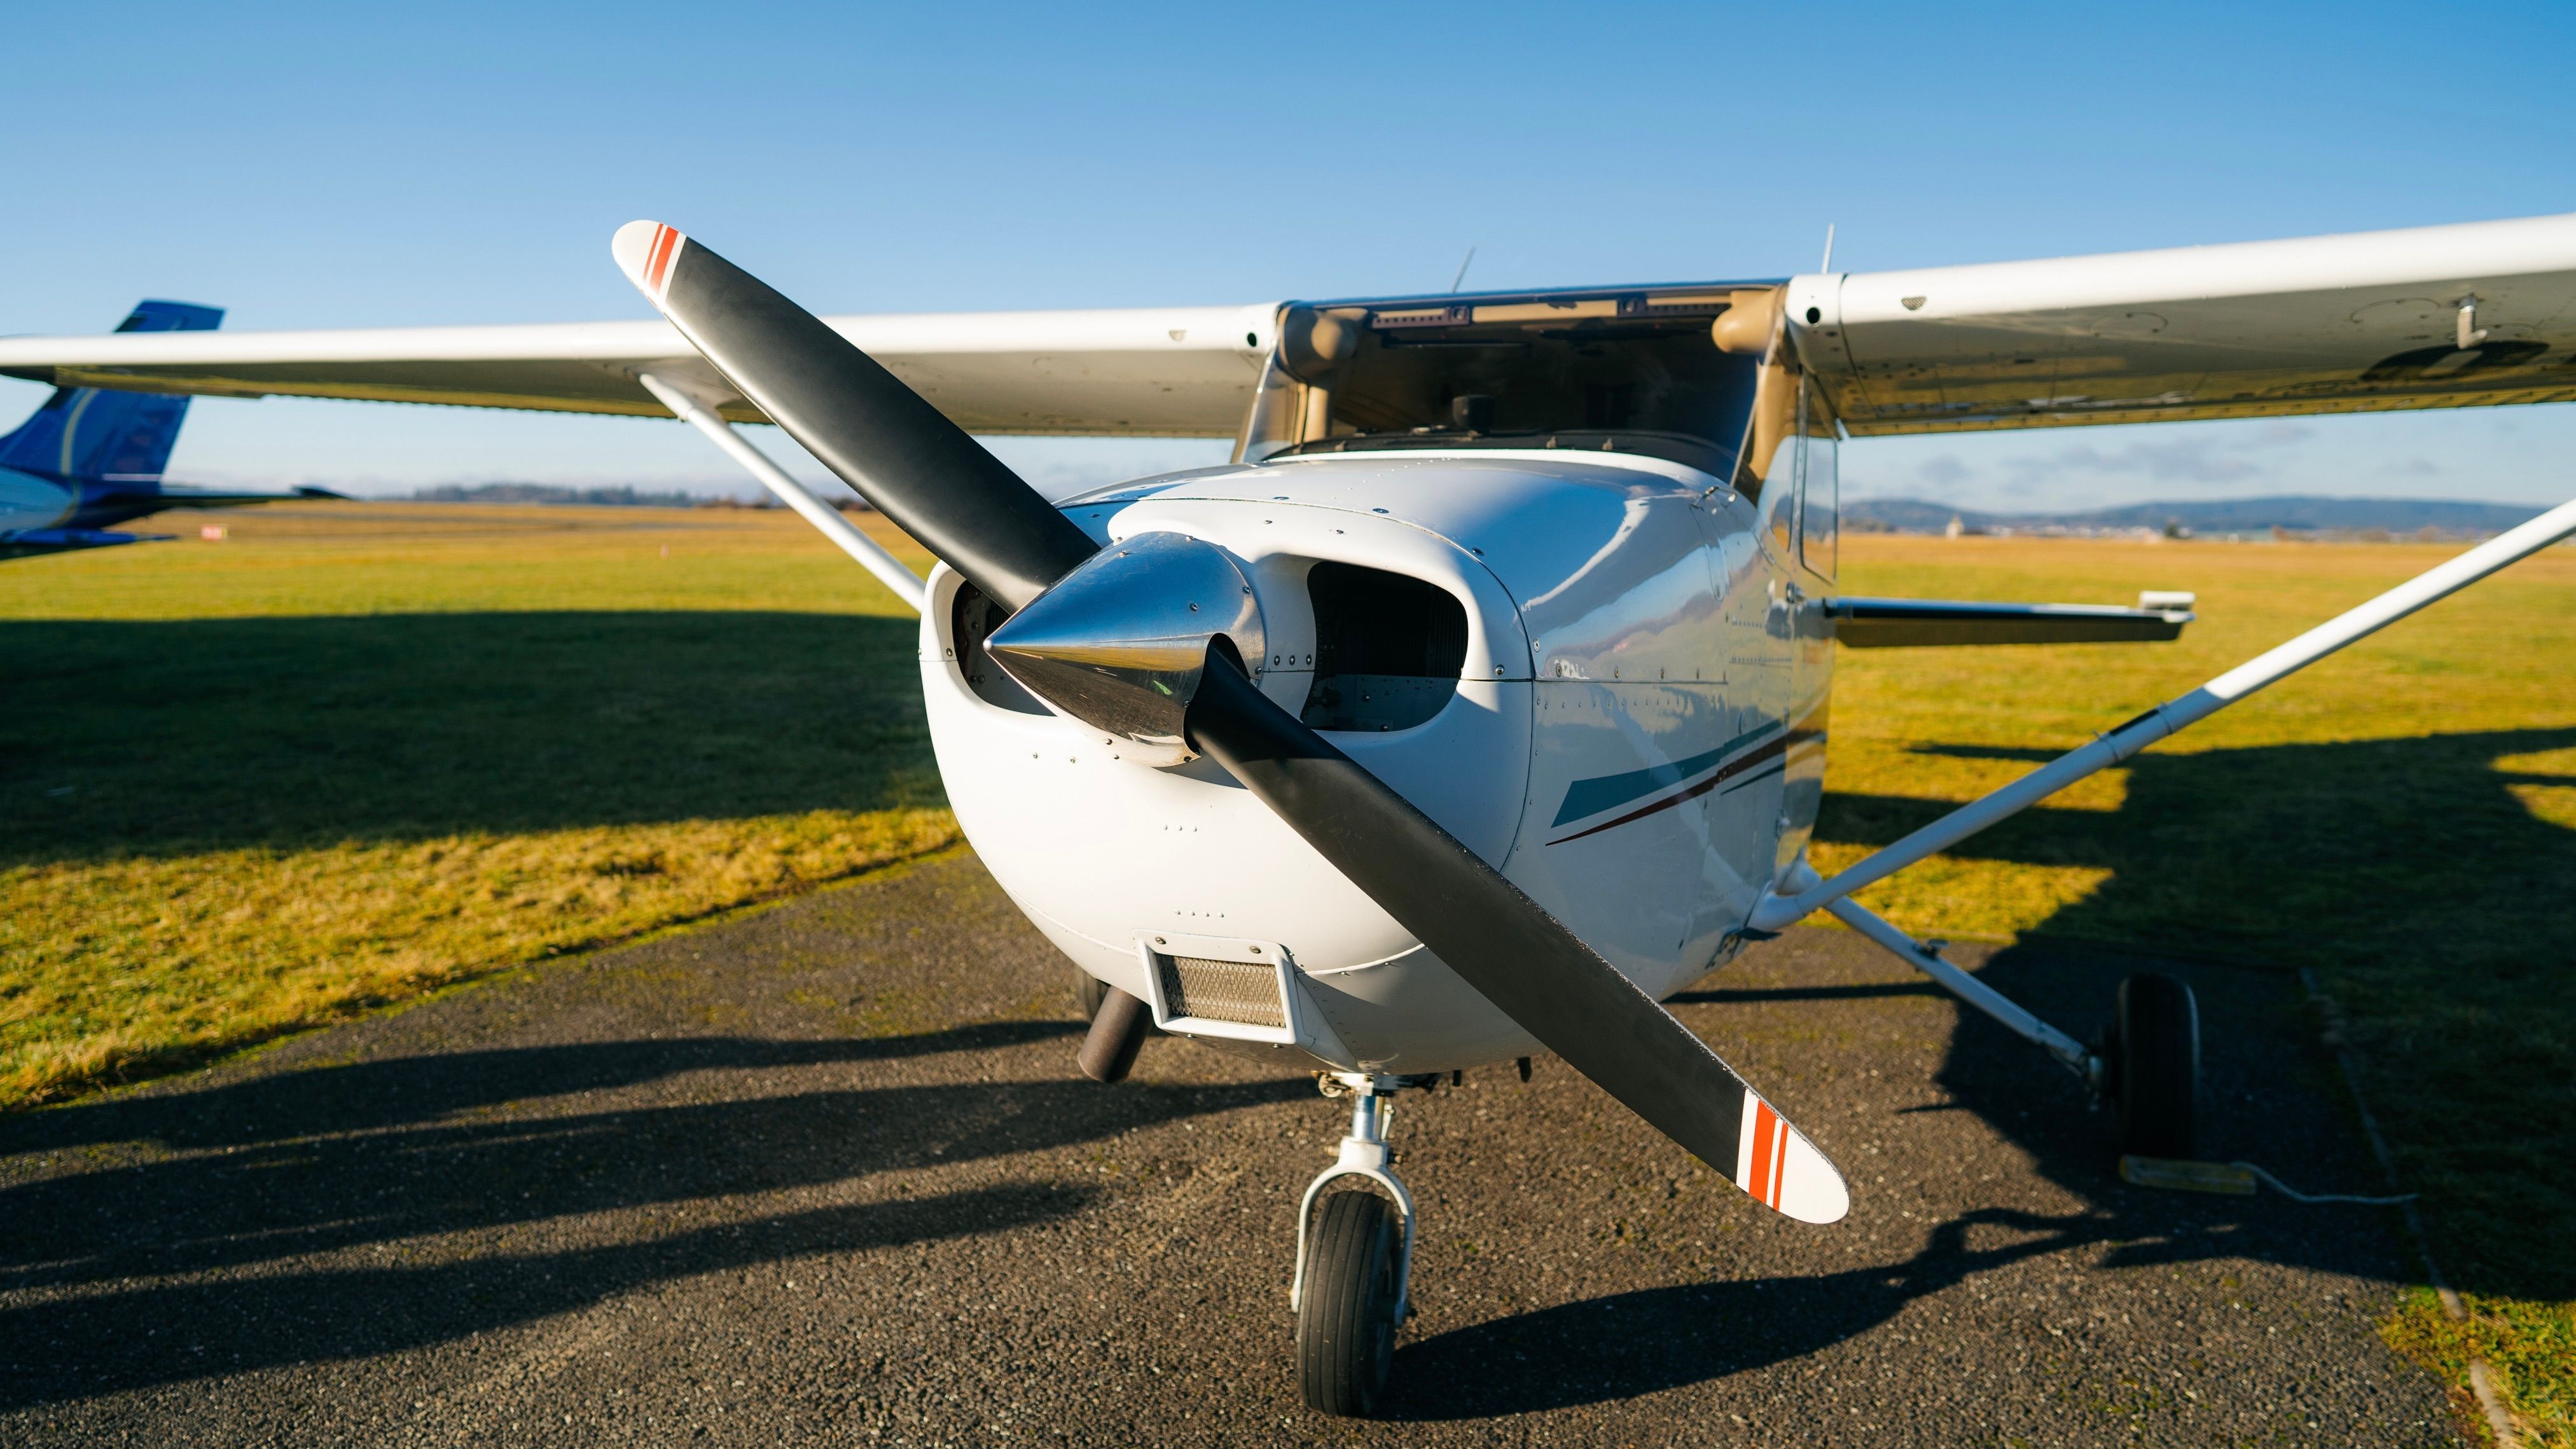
1842;498;1967;532
1845;494;2543;538
410;482;719;508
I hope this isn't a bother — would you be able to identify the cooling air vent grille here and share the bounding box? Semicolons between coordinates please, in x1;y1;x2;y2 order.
1156;953;1286;1028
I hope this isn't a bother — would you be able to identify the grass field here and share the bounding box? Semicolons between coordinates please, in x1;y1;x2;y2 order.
1;504;953;1107
4;503;2569;1441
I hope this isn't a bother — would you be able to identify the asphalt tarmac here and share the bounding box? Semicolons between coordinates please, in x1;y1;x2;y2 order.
2;852;2457;1446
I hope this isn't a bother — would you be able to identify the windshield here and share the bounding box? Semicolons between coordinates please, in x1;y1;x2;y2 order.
1245;287;1775;479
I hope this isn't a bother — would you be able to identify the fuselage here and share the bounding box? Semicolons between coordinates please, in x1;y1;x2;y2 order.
920;446;1837;1073
0;467;77;532
0;467;174;533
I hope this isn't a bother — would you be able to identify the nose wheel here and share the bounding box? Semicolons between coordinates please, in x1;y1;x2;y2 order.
1293;1072;1423;1417
1298;1190;1401;1414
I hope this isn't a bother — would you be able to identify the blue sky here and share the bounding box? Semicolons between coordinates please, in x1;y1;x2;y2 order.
8;1;2573;510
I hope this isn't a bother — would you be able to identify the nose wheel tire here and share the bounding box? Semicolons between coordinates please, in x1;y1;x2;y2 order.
2103;972;2199;1158
1298;1189;1401;1417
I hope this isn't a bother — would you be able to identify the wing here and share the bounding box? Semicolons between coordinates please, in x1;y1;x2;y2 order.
1827;595;2192;648
1784;212;2576;436
0;305;1280;437
152;485;350;508
0;528;165;560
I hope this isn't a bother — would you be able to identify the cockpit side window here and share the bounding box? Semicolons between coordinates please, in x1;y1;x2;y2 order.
1797;382;1838;582
1745;368;1840;579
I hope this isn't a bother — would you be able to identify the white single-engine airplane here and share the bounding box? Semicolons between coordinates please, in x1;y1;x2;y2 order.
6;211;2573;1414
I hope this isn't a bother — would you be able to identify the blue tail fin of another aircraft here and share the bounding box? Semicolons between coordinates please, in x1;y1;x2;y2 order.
0;300;224;486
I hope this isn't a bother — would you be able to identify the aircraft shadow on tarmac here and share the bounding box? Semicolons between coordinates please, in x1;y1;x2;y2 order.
0;1028;1307;1407
1894;726;2576;1309
1389;948;2395;1420
1;611;937;864
1387;1207;2108;1420
6;1184;1090;1409
1386;725;2575;1417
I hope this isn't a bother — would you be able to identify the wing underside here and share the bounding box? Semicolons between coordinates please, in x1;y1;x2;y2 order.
0;528;163;559
0;306;1280;438
1785;212;2576;436
1828;596;2192;648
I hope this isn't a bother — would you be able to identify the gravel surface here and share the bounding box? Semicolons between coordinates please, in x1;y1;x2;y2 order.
1;851;2456;1445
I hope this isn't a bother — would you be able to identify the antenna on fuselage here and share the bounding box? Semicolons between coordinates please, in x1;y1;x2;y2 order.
1820;223;1837;272
1449;246;1477;294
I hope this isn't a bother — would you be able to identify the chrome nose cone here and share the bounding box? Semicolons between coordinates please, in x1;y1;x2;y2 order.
986;532;1267;763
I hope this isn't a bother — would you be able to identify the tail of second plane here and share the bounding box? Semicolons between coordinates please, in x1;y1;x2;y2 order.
0;300;223;489
0;300;345;560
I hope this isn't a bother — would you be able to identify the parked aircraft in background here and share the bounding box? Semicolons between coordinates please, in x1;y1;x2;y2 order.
0;301;340;561
3;212;2572;1414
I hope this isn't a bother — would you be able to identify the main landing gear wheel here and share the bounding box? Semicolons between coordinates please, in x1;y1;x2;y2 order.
2103;972;2199;1158
1297;1191;1400;1415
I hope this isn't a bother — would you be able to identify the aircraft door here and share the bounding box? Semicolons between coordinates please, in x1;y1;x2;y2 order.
1691;498;1780;948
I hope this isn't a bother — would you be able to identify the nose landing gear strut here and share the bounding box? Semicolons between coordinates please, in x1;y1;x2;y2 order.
1292;1072;1431;1417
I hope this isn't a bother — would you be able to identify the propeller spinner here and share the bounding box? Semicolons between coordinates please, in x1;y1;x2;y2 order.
609;219;1847;1226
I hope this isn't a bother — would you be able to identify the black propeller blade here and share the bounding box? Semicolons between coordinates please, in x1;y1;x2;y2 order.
614;219;1146;1079
613;221;1846;1221
612;220;1092;610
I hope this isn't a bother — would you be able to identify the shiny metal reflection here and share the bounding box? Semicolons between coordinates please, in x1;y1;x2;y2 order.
986;531;1266;765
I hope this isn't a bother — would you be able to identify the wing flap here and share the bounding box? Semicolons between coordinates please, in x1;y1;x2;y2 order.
1789;212;2576;436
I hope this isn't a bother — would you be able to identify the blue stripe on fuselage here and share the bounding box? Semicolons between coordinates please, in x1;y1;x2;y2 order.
1551;719;1783;827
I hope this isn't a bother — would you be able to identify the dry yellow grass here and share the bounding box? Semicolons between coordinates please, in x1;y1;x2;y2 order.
1;809;958;1104
1818;532;2576;944
2;502;957;1106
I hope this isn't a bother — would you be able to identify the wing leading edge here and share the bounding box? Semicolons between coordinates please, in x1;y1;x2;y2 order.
1785;212;2576;436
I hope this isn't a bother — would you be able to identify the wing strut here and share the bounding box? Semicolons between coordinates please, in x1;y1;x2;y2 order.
1824;892;2096;1079
1748;494;2576;934
637;371;927;613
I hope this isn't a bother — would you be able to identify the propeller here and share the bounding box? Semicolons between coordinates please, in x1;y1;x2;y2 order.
612;221;1849;1224
609;221;1092;610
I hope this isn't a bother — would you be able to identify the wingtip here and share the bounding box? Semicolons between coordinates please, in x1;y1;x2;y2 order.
611;220;685;302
